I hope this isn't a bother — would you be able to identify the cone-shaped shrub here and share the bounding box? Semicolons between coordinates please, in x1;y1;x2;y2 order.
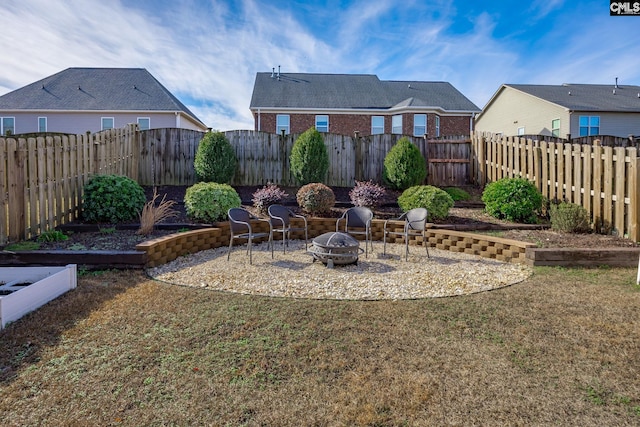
290;128;329;185
194;131;237;183
383;137;427;190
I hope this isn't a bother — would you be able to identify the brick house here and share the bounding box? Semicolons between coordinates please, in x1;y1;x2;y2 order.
249;72;480;137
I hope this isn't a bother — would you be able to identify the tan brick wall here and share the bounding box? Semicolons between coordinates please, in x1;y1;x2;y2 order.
137;220;534;267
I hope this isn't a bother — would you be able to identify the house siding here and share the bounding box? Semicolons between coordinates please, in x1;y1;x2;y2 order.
475;87;570;137
569;111;640;138
1;111;204;134
255;112;472;136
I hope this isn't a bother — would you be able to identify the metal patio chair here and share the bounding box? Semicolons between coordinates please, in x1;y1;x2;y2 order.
336;206;374;257
268;204;308;253
383;207;429;260
227;208;273;264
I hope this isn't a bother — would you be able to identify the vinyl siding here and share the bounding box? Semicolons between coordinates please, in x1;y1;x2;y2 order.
1;111;204;134
569;111;640;137
476;87;569;137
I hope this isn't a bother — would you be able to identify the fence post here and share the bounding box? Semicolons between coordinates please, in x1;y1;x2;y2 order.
630;150;640;242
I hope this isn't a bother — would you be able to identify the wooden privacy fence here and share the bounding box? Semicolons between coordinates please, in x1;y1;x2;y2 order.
138;130;471;187
470;132;640;241
1;126;470;244
0;125;138;244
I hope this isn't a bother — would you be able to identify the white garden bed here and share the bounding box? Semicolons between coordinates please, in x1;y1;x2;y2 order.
0;264;77;329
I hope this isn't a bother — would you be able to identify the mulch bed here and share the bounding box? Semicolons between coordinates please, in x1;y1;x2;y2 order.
29;185;639;251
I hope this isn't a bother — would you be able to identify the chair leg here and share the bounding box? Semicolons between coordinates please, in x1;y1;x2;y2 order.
226;236;234;261
248;237;253;264
383;230;387;255
281;229;286;253
424;231;430;258
405;236;409;261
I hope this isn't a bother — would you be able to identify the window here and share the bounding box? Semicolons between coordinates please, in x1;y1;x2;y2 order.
276;114;290;135
1;117;15;135
413;114;427;137
38;117;47;132
579;115;599;136
517;127;525;136
435;116;440;137
392;115;403;134
371;116;384;135
101;117;114;130
551;119;560;137
137;117;150;130
315;115;328;132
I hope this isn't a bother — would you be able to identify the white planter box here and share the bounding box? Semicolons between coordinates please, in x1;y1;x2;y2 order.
0;264;77;329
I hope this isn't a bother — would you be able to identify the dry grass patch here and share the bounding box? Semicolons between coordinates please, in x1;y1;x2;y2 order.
1;267;639;425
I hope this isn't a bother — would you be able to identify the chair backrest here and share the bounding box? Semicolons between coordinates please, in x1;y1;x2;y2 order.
228;208;252;234
406;208;428;231
345;207;373;228
268;204;291;227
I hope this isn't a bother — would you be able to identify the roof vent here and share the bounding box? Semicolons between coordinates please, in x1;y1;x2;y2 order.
408;84;411;88
613;89;616;95
277;65;281;81
568;91;571;96
271;68;275;78
133;85;137;89
615;77;619;88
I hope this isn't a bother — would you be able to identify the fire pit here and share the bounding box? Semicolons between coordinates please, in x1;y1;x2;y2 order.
308;232;362;268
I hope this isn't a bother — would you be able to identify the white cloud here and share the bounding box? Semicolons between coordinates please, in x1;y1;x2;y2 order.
1;0;639;131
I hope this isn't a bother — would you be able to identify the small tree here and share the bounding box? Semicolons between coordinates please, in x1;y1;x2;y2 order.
194;131;237;183
382;137;427;190
290;128;329;185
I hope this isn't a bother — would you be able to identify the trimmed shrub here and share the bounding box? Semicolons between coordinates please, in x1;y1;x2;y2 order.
398;185;454;220
349;180;387;209
550;202;591;233
290;128;329;185
444;187;471;202
481;178;543;223
184;182;241;223
252;183;289;215
82;174;146;223
194;131;237;183
296;183;335;215
382;137;427;190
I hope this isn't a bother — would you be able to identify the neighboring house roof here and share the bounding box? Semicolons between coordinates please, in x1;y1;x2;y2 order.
484;83;640;114
250;72;480;113
0;67;205;125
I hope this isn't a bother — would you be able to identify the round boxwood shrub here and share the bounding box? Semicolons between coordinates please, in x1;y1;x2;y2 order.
194;131;237;183
383;137;427;191
290;128;329;185
296;183;335;215
481;178;543;223
82;174;146;223
550;202;591;233
184;182;241;223
398;185;454;220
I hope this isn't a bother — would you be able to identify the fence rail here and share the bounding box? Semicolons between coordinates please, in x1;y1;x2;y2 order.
471;132;640;241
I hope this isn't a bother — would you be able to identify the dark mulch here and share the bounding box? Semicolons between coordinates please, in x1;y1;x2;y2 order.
30;185;639;251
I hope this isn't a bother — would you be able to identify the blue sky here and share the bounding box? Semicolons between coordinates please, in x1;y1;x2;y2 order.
1;0;639;130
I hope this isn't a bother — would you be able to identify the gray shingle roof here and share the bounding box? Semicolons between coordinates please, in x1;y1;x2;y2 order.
250;73;480;112
0;67;204;123
508;83;640;112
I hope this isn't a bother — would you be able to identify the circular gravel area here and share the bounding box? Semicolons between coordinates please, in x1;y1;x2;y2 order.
147;240;532;300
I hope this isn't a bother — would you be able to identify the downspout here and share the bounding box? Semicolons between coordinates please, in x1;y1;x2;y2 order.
175;111;181;128
258;108;261;131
